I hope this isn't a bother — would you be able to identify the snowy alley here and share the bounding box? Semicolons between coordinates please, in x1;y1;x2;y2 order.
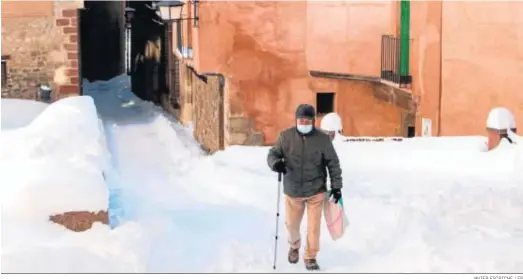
1;75;523;273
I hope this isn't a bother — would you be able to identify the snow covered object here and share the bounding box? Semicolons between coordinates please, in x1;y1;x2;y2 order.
320;112;345;141
484;107;517;151
0;96;110;232
486;107;516;131
320;113;343;133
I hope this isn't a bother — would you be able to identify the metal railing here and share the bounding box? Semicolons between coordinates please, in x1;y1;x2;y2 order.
380;35;412;88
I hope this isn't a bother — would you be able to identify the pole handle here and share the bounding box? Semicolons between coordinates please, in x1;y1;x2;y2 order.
278;172;282;182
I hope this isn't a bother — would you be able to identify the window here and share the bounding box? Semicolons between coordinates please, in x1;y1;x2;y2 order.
316;92;334;115
1;55;9;86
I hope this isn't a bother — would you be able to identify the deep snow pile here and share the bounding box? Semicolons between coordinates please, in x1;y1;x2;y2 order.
1;98;49;130
0;96;148;273
0;97;109;219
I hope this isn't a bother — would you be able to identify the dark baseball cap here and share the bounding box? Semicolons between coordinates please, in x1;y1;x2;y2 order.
295;104;316;120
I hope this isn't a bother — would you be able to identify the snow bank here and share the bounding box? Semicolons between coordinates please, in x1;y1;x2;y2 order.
1;98;49;130
0;96;109;221
1;84;149;273
337;136;520;177
2;221;149;273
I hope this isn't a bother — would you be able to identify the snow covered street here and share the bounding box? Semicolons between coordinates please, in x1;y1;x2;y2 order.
2;75;523;273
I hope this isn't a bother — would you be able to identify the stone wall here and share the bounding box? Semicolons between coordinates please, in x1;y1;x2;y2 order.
189;68;225;153
177;62;263;149
228;116;264;146
1;0;83;100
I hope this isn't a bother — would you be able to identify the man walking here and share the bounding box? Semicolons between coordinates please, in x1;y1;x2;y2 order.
267;104;343;271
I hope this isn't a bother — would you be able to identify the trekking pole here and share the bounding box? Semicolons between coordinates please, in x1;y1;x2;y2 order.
273;172;282;270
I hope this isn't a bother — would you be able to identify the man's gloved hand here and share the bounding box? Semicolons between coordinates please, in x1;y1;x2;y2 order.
273;160;287;174
329;189;342;204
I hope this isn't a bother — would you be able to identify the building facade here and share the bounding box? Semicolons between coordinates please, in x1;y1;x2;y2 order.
161;0;523;151
411;1;523;136
1;0;84;100
169;1;417;151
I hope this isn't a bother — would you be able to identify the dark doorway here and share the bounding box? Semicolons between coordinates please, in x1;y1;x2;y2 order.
79;1;125;82
408;126;415;138
129;1;167;104
316;92;335;115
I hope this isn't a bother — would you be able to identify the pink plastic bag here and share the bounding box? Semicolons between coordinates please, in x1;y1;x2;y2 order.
323;192;349;241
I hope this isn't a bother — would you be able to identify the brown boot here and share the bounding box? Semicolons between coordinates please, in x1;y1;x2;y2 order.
288;247;299;264
304;258;320;270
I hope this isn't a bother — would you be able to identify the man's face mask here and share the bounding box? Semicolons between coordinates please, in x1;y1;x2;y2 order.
296;118;313;134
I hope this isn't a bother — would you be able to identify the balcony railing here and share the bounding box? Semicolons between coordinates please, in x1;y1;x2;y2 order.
380;35;412;88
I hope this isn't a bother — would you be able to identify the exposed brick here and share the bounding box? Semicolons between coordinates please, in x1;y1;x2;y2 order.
56;18;69;26
64;43;77;51
63;27;76;34
50;210;108;232
62;9;77;18
67;52;78;60
70;77;79;85
69;35;78;43
3;15;69;100
57;84;79;94
66;68;78;76
70;60;78;68
71;18;77;27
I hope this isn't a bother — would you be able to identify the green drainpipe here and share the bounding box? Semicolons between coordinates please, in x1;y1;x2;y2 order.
399;0;410;81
